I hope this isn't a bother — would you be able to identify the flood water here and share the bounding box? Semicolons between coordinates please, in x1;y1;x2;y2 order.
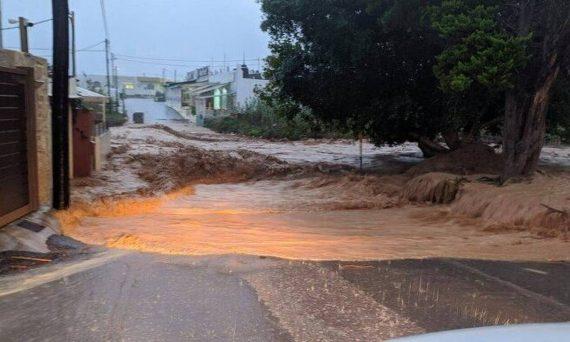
71;179;570;262
124;98;185;124
66;100;570;262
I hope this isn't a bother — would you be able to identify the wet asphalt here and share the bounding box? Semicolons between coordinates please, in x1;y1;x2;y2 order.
0;251;569;341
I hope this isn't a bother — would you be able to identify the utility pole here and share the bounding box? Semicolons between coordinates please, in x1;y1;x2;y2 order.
0;0;4;49
70;11;76;77
51;0;70;209
112;55;120;112
18;17;30;53
162;68;166;82
104;38;112;112
174;69;177;82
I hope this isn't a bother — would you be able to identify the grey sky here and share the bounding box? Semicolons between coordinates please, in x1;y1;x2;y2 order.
1;0;270;78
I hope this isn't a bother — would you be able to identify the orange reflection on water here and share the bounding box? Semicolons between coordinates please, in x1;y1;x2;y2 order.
65;181;570;261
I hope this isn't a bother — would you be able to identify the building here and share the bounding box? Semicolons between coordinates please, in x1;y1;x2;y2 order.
0;49;53;226
165;64;269;125
77;74;164;98
0;49;110;227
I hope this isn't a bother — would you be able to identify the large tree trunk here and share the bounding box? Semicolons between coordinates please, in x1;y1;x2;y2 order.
501;0;569;180
417;136;448;158
502;69;558;179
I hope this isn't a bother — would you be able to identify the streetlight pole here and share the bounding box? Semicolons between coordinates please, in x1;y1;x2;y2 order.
0;0;4;49
104;38;112;113
70;11;76;77
51;0;70;209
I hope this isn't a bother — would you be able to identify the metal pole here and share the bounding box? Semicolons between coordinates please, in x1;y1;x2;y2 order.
70;11;76;77
104;38;112;112
359;132;363;172
19;17;29;53
0;0;4;49
51;0;70;209
112;57;119;112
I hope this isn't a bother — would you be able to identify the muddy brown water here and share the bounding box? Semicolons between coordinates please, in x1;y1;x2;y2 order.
68;180;570;261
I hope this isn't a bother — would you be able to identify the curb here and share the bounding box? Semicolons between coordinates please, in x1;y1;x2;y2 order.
0;207;62;254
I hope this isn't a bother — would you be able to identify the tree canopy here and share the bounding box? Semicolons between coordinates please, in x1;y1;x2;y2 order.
260;0;570;176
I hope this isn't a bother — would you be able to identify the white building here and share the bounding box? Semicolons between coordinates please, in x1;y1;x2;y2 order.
165;65;269;125
78;74;164;98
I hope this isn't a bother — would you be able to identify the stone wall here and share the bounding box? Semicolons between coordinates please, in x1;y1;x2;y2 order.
0;50;52;207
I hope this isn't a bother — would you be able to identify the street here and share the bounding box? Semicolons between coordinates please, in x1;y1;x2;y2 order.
1;1;570;340
0;99;569;341
0;251;569;341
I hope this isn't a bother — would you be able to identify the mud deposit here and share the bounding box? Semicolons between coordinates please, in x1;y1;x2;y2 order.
62;123;570;261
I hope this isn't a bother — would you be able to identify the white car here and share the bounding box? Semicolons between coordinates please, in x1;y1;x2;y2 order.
390;323;570;342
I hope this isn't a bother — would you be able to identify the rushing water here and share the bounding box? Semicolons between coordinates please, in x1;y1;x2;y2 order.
67;100;570;261
72;179;570;261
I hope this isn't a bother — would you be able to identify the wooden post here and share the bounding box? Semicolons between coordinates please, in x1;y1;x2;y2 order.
51;0;70;209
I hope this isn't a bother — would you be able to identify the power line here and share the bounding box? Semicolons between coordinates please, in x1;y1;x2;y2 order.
33;18;53;25
77;40;106;51
115;57;209;68
114;53;264;64
5;46;104;52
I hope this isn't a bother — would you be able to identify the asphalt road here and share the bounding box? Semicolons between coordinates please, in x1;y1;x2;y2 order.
0;251;569;341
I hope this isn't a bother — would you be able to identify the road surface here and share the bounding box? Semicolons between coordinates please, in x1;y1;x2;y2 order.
0;251;568;341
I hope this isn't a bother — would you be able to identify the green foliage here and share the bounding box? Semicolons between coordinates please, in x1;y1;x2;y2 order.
428;1;529;94
260;0;449;147
547;72;570;144
106;110;127;127
204;99;350;140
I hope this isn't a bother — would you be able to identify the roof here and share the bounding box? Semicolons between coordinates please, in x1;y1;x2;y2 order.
76;87;107;101
193;83;230;95
165;80;197;88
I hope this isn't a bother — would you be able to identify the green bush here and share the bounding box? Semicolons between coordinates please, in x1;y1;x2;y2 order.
106;108;128;127
204;99;350;140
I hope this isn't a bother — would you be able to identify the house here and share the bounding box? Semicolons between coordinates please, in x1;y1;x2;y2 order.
73;86;110;176
165;64;269;126
77;74;164;98
0;49;111;227
49;78;111;178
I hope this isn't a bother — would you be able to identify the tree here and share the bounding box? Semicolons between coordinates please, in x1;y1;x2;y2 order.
501;0;570;179
427;0;529;143
260;0;458;157
547;69;570;143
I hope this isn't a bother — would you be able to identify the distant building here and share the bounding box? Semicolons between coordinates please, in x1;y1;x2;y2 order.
77;74;164;98
165;65;269;125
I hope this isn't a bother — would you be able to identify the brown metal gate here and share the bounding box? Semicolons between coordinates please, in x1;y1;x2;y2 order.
0;67;37;227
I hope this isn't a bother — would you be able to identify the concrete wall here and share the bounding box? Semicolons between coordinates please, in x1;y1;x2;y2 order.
94;131;111;171
0;50;52;207
235;72;269;108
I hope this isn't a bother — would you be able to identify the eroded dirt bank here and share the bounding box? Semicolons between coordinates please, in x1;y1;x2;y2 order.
58;123;570;261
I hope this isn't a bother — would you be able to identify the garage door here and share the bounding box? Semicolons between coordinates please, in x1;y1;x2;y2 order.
0;68;34;227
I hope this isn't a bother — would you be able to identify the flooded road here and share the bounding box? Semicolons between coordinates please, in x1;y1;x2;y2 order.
70;180;570;261
64;100;570;262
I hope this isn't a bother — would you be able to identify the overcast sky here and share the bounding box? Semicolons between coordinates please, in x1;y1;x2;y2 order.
1;0;270;78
